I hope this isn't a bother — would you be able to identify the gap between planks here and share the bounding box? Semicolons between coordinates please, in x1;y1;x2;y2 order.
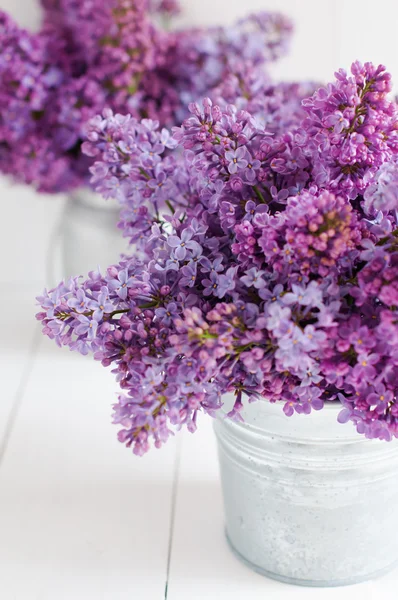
0;324;42;466
164;435;182;600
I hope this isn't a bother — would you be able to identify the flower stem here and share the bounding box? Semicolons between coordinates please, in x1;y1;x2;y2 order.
253;186;266;204
165;199;175;214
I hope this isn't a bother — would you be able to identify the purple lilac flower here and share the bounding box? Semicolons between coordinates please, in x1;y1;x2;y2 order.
240;267;266;289
108;268;135;300
168;229;201;261
0;6;293;192
179;264;198;288
67;288;89;313
155;302;179;325
282;282;323;308
87;289;115;320
202;271;221;297
363;158;398;218
74;314;100;339
37;61;398;455
225;148;249;174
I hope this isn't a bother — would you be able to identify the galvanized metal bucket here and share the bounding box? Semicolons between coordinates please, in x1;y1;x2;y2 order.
214;394;398;586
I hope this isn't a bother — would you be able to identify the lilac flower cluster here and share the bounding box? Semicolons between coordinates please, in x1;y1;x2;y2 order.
167;13;294;118
0;12;78;191
0;3;292;192
38;61;398;454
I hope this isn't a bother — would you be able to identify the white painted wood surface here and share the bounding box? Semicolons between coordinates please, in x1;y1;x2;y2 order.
0;340;178;599
1;328;398;599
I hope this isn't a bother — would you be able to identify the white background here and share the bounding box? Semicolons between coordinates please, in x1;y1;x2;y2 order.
1;1;398;598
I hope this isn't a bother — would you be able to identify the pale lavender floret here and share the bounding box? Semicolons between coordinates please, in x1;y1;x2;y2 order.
259;283;284;303
276;327;319;373
217;267;238;298
244;156;261;182
350;353;379;381
74;314;100;339
202;271;220;296
299;364;323;387
324;111;350;134
67;289;89;313
38;287;64;318
244;200;268;221
294;386;324;413
282;282;323;308
240;267;266;289
168;229;201;261
107;269;135;300
179;263;198;288
155;302;179;325
87;287;114;320
139;141;165;166
225;147;249;174
300;325;327;352
266;303;292;333
363;159;398;218
148;168;168;190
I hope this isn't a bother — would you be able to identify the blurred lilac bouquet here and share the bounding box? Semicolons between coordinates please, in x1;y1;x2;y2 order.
0;2;292;192
37;60;398;455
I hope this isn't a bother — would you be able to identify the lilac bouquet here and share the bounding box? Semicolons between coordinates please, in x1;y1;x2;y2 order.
0;2;292;192
37;60;398;455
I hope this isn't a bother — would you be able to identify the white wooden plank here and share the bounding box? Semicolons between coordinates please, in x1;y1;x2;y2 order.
166;414;398;600
0;285;42;450
0;336;177;600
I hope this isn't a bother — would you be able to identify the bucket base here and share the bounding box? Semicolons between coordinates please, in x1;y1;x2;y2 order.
225;530;397;588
